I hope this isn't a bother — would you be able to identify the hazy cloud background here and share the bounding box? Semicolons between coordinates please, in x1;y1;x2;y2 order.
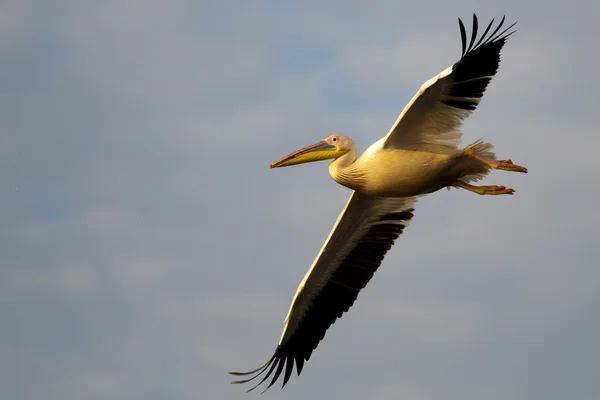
1;1;599;399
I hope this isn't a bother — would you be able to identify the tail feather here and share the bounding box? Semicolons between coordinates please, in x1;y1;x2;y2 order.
465;138;496;159
460;139;495;183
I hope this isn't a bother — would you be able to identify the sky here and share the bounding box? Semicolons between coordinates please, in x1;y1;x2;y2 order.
1;1;599;399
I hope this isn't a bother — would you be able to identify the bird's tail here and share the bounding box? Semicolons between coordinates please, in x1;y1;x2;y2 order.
465;139;495;159
459;139;496;183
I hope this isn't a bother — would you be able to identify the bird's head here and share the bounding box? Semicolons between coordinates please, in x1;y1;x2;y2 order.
270;134;353;168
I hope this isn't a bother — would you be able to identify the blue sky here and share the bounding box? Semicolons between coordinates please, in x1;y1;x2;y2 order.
1;1;599;399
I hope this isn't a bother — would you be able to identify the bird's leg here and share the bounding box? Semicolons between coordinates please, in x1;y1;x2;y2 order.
464;148;528;173
449;180;515;195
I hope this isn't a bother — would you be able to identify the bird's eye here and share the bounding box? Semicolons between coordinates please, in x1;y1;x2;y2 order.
332;137;337;142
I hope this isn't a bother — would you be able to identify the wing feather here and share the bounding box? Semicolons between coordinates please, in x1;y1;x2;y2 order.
229;193;416;391
383;14;516;152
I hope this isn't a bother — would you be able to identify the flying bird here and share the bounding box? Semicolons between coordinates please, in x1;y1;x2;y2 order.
230;14;526;392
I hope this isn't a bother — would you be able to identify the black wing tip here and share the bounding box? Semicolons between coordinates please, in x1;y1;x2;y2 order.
457;14;517;58
458;17;467;57
230;349;302;393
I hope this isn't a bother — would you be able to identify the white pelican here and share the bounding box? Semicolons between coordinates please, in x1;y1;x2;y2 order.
230;14;526;392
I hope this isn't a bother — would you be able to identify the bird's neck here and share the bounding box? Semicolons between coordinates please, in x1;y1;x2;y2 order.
328;150;363;191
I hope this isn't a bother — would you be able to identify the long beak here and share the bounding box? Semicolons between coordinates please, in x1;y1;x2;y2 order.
270;140;338;168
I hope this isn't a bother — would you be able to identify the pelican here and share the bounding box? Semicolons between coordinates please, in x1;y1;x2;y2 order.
230;14;526;392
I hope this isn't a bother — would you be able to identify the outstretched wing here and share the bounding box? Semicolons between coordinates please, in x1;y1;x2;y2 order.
383;14;516;152
229;193;416;392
